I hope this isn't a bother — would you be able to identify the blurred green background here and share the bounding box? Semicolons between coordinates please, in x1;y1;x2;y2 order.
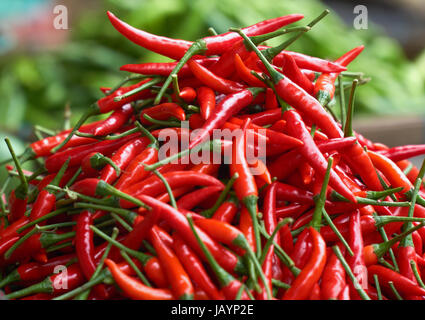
0;0;424;166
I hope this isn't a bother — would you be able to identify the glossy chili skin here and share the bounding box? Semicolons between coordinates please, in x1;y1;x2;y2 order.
107;11;304;59
367;265;425;297
188;59;246;94
176;186;222;211
120;57;217;77
92;104;134;136
45;133;139;173
212;197;239;223
314;46;364;105
140;103;186;125
105;259;174;300
120;171;224;208
346;210;367;300
197;86;216;121
172;234;224;300
283;110;356;202
136;195;244;275
151;227;194;300
99;137;149;184
8;190;28;223
283;228;327;300
281;52;314;94
321;246;346;300
234;54;266;88
189;88;259;149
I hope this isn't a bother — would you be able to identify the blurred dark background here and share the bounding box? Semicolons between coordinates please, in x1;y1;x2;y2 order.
0;0;424;167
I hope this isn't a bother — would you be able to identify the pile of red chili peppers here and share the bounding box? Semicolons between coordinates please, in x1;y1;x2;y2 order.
1;10;425;301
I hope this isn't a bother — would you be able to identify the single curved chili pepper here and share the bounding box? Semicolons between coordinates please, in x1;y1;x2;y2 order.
272;50;347;73
283;110;356;202
321;245;346;300
187;59;246;94
314;46;364;106
172;233;224;300
45;132;139;173
237;30;344;139
0;253;76;288
150;227;194;300
346;210;367;300
75;211;109;299
92;104;134;136
280;52;314;94
367;265;425;297
379;145;425;163
136;195;245;275
189;88;263;149
197;86;216;121
107;11;304;59
283;227;327;300
368;150;412;193
120;57;217;77
140;103;186;125
234;54;266;88
119;171;224;208
279;223;294;256
104;259;174;300
186;215;250;300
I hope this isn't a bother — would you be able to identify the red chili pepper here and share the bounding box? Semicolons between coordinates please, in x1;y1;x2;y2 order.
0;254;76;288
212;195;239;223
119;171;224;208
280;52;314;94
150;227;194;299
187;59;246;94
45;133;139;173
346;210;367;299
368;150;412;193
172;233;224;300
283;227;327;300
92;104;134;136
107;11;304;59
120;58;217;77
239;31;344;139
234;54;266;88
99;137;149;184
29;159;69;222
140;103;186;125
104;259;174;300
178;87;197;103
379;144;425;163
272;50;347;73
189;88;263;149
320;245;346;300
314;46;364;105
7;190;28;224
367;265;425;297
137;195;245;275
176;186;223;211
264;88;278;110
283;110;356;202
196;86;216;121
